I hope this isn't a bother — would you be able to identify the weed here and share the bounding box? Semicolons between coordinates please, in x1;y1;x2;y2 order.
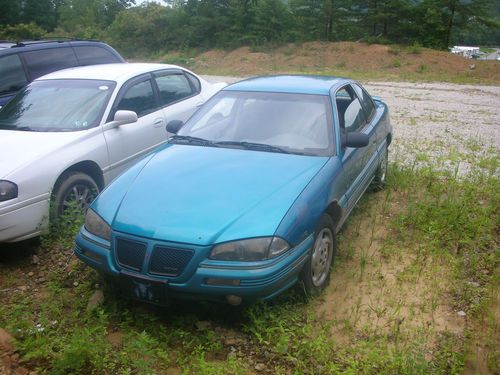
164;56;194;67
408;42;422;54
417;64;428;73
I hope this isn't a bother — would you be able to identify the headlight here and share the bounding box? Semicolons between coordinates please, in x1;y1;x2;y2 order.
84;208;111;242
210;237;290;261
0;180;18;202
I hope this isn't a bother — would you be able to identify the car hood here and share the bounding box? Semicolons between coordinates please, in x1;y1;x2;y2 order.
0;130;83;179
105;145;329;245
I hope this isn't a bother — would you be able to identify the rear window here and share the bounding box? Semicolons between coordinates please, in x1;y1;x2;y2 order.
73;46;121;65
22;47;78;80
0;54;28;96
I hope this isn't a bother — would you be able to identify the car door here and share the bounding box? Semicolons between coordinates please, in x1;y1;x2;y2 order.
152;69;204;135
103;74;168;181
335;85;377;210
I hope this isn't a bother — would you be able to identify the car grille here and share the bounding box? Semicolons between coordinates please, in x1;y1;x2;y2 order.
149;246;194;277
115;238;147;272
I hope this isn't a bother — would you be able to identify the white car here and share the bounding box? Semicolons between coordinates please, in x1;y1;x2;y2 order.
0;63;225;242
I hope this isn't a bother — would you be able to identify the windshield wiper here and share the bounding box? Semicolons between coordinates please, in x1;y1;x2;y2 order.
215;140;292;154
169;134;216;147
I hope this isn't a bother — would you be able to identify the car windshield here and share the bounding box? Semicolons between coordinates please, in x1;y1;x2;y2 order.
0;79;115;132
176;91;334;156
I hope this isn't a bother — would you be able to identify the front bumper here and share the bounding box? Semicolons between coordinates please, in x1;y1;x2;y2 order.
0;194;50;242
75;227;313;304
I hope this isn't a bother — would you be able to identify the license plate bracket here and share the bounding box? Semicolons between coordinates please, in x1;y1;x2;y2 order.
119;270;168;305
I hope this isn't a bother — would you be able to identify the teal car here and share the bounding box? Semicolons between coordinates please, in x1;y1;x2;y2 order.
75;75;392;305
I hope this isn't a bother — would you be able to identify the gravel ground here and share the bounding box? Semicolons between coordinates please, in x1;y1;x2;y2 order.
202;76;500;175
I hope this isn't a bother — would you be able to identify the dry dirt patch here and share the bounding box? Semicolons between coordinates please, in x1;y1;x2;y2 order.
191;41;500;84
315;191;465;354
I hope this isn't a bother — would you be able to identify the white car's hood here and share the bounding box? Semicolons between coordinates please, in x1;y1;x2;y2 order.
0;130;84;179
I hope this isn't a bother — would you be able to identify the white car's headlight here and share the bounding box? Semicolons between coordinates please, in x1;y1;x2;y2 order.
210;237;290;261
84;208;111;242
0;180;18;202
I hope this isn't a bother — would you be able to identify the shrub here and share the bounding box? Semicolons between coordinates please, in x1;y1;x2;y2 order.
0;23;45;41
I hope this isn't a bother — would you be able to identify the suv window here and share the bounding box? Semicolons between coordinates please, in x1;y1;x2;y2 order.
22;47;78;80
0;55;28;96
116;79;157;117
73;46;121;65
335;86;366;133
352;83;376;121
154;73;193;106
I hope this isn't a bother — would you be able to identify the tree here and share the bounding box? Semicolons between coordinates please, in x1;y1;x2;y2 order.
0;0;21;26
414;0;497;49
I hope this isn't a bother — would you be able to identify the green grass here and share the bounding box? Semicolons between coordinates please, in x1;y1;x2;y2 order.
0;146;498;373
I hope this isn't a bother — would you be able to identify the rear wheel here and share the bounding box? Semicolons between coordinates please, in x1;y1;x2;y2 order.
301;214;336;295
372;147;388;191
52;172;99;218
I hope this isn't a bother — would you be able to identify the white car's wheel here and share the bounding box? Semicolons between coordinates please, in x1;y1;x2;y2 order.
52;172;99;217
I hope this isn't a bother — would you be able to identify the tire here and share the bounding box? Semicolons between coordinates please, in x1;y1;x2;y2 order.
301;214;336;295
52;172;99;218
372;146;388;191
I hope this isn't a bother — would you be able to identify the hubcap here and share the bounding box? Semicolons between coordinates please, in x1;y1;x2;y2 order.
62;184;96;213
311;228;334;287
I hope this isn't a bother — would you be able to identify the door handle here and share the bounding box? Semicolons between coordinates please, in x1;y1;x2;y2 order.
195;101;204;108
153;118;164;128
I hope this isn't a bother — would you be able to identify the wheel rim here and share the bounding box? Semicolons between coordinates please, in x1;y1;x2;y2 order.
311;228;334;287
62;184;96;213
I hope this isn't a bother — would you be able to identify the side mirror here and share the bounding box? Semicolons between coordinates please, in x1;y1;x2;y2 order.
105;110;138;129
114;110;138;126
166;120;184;134
343;132;369;148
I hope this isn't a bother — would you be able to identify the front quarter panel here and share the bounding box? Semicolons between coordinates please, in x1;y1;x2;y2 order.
275;156;344;245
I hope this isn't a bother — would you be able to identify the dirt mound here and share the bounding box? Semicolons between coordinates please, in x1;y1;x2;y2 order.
191;41;500;84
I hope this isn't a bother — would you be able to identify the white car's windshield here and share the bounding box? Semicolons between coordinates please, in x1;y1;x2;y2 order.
0;79;115;132
176;91;334;156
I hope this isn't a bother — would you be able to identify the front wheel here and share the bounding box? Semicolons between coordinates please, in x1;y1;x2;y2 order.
52;172;99;218
300;214;336;295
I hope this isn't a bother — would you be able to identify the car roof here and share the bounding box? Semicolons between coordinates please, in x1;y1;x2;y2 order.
0;39;116;53
36;63;185;84
224;75;346;95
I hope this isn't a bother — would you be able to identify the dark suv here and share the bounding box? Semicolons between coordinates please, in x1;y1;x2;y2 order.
0;39;125;107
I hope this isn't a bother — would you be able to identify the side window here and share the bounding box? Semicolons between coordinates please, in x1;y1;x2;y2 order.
22;47;78;80
116;79;156;117
335;86;366;133
73;46;121;65
185;72;201;93
352;83;376;121
0;54;28;95
154;73;193;106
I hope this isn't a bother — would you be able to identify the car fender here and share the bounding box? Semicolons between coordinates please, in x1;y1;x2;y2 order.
274;156;345;246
